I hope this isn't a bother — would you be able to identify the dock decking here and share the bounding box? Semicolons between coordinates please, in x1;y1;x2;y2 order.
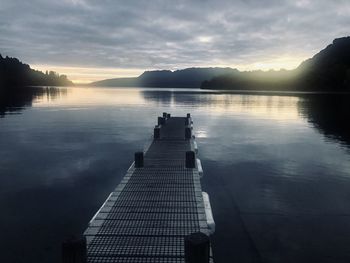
83;113;214;263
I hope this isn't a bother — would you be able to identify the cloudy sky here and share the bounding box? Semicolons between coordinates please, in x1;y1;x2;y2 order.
1;0;349;83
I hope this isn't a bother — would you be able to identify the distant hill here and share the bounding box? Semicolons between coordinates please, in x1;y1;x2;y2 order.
201;68;297;91
90;67;238;88
0;54;74;88
201;37;350;91
90;77;139;87
295;37;350;90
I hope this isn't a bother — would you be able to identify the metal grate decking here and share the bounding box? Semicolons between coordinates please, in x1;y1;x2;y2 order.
84;115;213;263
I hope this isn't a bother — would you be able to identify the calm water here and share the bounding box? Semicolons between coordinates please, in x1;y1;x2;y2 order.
0;87;350;263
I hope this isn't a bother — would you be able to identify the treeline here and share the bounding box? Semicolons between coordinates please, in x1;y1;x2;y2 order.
201;69;298;91
201;37;350;91
0;54;74;88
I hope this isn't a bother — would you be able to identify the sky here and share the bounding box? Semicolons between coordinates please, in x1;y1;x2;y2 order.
1;0;350;83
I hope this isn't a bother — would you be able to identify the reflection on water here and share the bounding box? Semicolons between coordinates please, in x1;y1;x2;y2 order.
298;94;350;149
0;86;67;117
142;89;301;121
0;87;350;263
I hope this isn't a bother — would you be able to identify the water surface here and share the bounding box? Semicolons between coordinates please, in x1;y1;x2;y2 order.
0;87;350;263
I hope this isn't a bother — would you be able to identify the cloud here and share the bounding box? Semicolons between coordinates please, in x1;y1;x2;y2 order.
1;0;350;81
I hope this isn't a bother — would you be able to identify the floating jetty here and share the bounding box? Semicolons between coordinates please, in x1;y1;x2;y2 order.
62;113;215;263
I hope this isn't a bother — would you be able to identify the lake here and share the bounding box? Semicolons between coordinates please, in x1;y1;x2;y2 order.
0;86;350;263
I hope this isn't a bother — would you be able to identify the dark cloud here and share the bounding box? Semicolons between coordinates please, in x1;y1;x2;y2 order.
1;0;350;72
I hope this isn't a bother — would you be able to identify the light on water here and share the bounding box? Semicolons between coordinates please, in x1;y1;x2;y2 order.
0;87;350;263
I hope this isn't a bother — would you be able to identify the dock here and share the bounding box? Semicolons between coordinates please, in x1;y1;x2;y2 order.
63;113;215;263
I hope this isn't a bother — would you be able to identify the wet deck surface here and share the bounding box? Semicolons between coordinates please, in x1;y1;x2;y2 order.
84;116;211;262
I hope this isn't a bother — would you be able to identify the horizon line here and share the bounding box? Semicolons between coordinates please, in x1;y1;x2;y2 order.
32;59;305;84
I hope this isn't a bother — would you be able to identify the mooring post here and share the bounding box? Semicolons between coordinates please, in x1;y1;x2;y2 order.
184;232;210;263
62;236;87;263
186;151;196;168
154;126;161;139
134;152;144;168
185;113;191;125
158;117;165;125
185;127;192;139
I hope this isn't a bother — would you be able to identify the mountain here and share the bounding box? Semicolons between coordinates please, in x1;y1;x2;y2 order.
295;37;350;90
90;67;238;88
0;54;74;88
90;77;139;87
201;37;350;91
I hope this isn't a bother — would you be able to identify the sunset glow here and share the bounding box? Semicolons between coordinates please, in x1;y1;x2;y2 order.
32;54;307;84
31;65;144;84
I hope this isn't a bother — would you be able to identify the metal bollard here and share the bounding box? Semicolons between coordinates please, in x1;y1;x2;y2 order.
154;127;160;139
134;152;144;168
184;232;210;263
185;127;192;139
62;236;87;263
185;151;196;168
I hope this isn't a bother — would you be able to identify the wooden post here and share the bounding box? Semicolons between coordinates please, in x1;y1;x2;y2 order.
134;152;144;168
185;127;192;139
62;236;87;263
186;151;196;168
158;117;165;125
184;232;210;263
154;127;160;139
